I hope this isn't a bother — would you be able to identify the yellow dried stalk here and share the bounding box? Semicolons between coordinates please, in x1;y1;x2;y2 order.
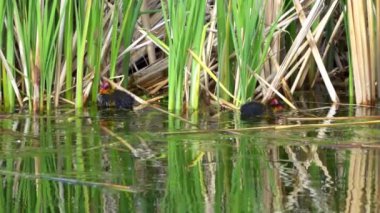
348;0;376;104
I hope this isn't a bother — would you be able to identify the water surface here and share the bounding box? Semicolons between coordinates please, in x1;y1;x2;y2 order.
0;102;379;212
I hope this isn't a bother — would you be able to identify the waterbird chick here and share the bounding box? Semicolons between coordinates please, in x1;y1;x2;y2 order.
97;81;134;109
240;98;283;119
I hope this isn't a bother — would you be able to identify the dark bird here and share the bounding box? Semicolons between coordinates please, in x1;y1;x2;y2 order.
97;81;134;109
240;98;283;119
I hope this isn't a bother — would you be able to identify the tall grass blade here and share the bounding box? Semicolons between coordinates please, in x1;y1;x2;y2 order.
189;10;207;109
64;0;74;101
88;0;104;104
216;0;233;101
3;0;16;110
75;0;92;109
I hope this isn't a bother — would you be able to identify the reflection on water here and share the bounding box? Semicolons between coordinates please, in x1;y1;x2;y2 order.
0;102;380;212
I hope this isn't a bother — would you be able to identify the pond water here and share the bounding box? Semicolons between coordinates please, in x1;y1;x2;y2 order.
0;99;380;212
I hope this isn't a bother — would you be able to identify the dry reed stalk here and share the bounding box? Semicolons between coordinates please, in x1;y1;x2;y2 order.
263;0;323;103
294;1;339;91
311;12;345;88
264;0;282;78
162;119;380;135
357;1;371;104
347;1;362;102
281;79;293;102
293;0;339;103
141;0;156;64
147;79;168;94
348;0;376;105
377;2;380;97
256;55;304;98
286;115;380;121
253;72;297;109
366;0;376;102
267;1;335;94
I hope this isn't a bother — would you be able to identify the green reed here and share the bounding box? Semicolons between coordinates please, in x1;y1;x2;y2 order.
163;0;207;111
109;0;142;80
2;0;16;111
188;10;207;110
216;0;233;101
87;0;104;104
75;0;93;109
230;0;279;104
64;0;74;102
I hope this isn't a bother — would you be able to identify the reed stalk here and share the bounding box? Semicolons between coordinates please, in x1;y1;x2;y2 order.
230;0;280;105
41;0;60;111
0;0;4;106
163;0;207;111
13;4;32;110
189;8;207;109
347;0;376;105
216;0;233;101
109;0;142;81
3;0;15;110
87;0;103;104
264;0;282;79
64;0;74;101
75;0;92;109
377;1;380;98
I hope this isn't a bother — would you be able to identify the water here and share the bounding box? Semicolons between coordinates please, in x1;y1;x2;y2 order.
0;102;380;212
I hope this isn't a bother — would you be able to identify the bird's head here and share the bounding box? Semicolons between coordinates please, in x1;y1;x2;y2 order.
269;98;284;112
99;81;113;95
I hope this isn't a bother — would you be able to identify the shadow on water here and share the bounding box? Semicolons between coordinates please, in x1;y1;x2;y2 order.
0;99;380;212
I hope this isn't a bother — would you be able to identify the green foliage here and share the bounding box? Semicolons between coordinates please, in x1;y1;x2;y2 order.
0;0;143;111
216;0;233;101
3;0;15;110
229;0;280;104
163;0;207;111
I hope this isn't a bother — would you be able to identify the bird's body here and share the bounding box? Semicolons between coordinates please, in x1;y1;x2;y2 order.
97;81;134;109
240;99;283;119
240;101;268;118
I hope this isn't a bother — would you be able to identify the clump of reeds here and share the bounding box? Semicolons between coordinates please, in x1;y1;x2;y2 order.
0;0;142;112
346;0;377;105
0;0;377;113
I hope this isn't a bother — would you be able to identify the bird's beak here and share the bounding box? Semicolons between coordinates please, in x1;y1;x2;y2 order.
99;88;110;94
